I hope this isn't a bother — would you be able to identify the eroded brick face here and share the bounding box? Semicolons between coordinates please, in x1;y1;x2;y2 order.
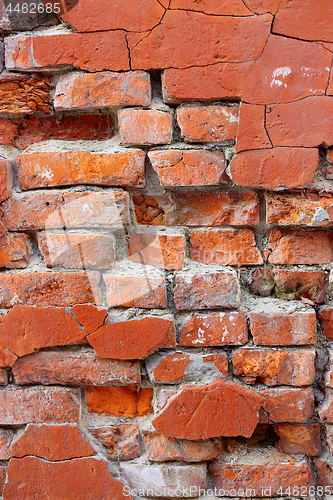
0;1;331;497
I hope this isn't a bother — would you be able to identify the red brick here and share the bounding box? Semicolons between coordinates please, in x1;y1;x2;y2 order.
146;351;228;384
3;456;133;500
0;305;88;357
87;316;175;359
0;388;80;424
273;0;333;42
0;466;5;496
153;378;264;440
168;0;252;15
266;97;333;147
133;191;259;226
129;233;185;270
104;274;166;308
323;349;333;387
9;114;114;150
120;463;206;498
249;268;275;297
143;430;221;462
17;150;145;190
174;271;240;310
270;269;325;303
2;191;130;231
229;148;319;190
86;386;153;417
318;390;333;423
129;11;271;69
12;351;141;386
5;31;129;72
71;304;106;334
179;312;248;346
0;348;17;367
11;424;95;461
315;459;333;487
0;159;10;203
190;229;263;265
260;388;314;423
249;311;316;346
245;0;288;14
233;349;315;386
274;423;321;456
60;0;164;32
163;36;330;105
0;74;52;115
0;272;101;308
119;109;172;145
319;309;333;341
0;369;8;385
148;149;227;186
177;104;239;143
54;71;151;111
0;429;13;460
266;229;333;264
325;426;333;454
210;455;311;497
235;103;271;152
0;233;29;269
37;233;115;269
88;425;140;461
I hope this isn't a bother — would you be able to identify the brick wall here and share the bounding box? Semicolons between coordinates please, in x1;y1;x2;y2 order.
0;0;332;498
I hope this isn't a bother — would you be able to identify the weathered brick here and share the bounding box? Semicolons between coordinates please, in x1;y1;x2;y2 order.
0;429;13;460
0;348;17;368
179;312;248;346
0;388;80;424
87;316;175;359
0;272;101;308
86;386;153;417
249;311;316;346
129;233;185;270
104;274;167;308
148;149;227;186
315;459;333;487
54;71;151;111
71;304;106;334
233;349;315;386
2;191;130;231
153;378;264;440
319;308;333;341
120;463;206;499
168;0;254;15
229;148;319;190
260;388;314;423
3;456;133;500
37;233;115;269
11;424;95;461
266;97;333;147
323;349;333;387
174;271;240;310
17;150;145;190
266;191;333;226
325;426;333;454
0;233;29;269
143;430;221;462
318;390;333;423
163;36;330;105
5;31;129;72
133;191;259;226
273;0;333;43
88;425;140;461
235;103;271;152
0;74;52;115
129;11;271;68
146;351;228;384
4;114;114;150
210;454;311;497
0;159;10;203
266;229;333;264
190;229;263;265
12;351;141;386
274;423;321;456
119;109;172;145
177;104;239;143
0;3;56;32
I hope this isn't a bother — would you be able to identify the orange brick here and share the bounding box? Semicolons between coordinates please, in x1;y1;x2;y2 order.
0;74;52;115
119;109;172;145
190;229;263;265
275;423;321;456
128;232;185;270
319;309;333;341
104;274;166;308
88;425;140;461
54;71;151;111
177;104;239;143
148;149;227;186
235;103;271;152
260;388;314;423
37;233;115;269
0;159;10;203
86;386;153;417
0;233;29;269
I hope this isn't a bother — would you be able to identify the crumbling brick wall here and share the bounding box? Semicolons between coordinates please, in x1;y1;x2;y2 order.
0;0;332;497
